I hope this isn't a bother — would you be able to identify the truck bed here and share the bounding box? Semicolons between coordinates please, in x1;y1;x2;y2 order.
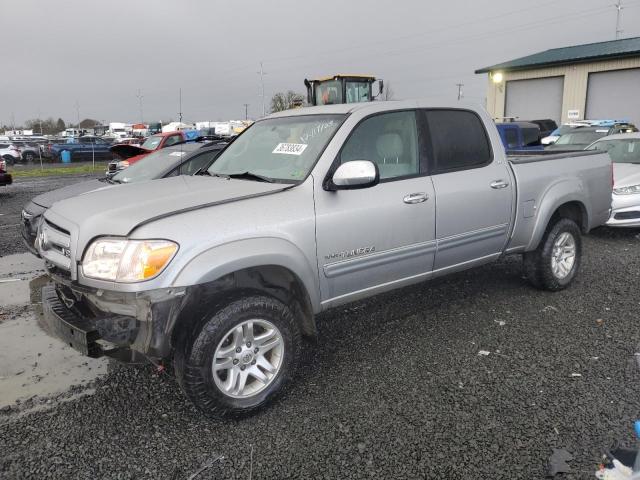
508;150;601;164
506;150;612;252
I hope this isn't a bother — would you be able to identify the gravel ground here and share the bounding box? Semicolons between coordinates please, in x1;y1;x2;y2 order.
1;174;640;479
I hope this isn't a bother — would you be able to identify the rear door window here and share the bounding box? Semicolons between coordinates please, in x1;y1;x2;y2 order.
423;109;492;174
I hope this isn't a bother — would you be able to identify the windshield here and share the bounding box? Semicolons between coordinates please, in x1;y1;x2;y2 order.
112;145;200;183
587;138;640;164
207;114;344;182
555;129;608;146
141;135;163;150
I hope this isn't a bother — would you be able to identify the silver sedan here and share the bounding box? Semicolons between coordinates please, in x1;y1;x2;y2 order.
587;133;640;228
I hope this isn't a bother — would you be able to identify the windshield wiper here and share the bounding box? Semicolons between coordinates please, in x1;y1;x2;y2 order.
226;171;275;183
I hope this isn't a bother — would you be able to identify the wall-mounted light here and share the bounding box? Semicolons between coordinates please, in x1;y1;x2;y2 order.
491;72;504;84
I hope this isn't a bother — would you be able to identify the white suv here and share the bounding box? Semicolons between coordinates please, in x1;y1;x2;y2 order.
0;143;21;165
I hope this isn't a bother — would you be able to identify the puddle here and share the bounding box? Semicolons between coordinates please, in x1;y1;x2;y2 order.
0;253;109;409
0;252;45;308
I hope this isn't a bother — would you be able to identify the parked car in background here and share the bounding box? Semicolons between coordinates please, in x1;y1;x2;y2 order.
528;119;558;139
22;142;226;255
37;101;612;417
546;123;638;151
114;137;144;145
108;129;200;176
12;141;41;162
49;136;113;161
0;143;21;165
542;120;637;145
0;160;12;186
586;132;640;228
496;122;544;154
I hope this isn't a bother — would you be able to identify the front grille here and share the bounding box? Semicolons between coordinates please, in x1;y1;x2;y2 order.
108;162;117;172
39;220;72;272
614;211;640;220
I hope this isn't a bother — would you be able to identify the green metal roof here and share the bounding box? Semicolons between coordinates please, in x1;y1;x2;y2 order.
475;36;640;74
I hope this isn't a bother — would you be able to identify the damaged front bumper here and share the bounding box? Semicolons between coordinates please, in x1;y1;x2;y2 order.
41;273;188;362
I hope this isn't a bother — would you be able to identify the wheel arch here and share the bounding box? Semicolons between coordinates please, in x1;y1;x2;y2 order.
527;197;589;251
168;238;320;349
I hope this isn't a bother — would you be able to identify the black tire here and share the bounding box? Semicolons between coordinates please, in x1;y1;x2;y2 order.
523;218;582;291
174;294;301;418
3;155;15;166
23;152;35;162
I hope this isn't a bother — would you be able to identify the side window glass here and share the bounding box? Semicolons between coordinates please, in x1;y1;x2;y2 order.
425;110;492;173
165;135;180;147
180;151;217;175
504;128;518;149
340;111;419;180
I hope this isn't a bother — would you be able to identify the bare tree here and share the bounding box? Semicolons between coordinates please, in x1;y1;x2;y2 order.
270;91;305;113
382;82;395;101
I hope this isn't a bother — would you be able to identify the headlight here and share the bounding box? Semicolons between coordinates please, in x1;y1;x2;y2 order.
613;184;640;195
82;238;178;282
116;160;130;169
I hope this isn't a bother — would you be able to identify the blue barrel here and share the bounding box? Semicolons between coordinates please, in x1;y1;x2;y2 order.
61;150;71;163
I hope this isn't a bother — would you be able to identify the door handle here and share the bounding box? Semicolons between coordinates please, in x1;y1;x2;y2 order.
403;192;429;204
490;180;509;189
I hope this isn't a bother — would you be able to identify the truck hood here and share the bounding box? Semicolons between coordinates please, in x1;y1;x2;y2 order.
613;162;640;188
31;179;112;209
110;144;150;160
44;175;289;248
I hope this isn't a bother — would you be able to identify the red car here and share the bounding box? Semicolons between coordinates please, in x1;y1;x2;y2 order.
107;130;199;176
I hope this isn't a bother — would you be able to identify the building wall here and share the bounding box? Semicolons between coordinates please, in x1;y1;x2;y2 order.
485;56;640;122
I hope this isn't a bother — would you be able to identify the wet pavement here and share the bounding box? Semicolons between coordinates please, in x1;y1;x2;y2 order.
0;253;108;411
1;173;640;479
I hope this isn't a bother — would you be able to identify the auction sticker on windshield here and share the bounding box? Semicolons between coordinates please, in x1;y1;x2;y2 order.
273;143;308;155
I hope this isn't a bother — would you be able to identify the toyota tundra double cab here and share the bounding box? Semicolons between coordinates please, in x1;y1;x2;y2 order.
37;101;612;417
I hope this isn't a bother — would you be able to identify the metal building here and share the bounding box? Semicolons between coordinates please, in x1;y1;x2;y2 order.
476;37;640;125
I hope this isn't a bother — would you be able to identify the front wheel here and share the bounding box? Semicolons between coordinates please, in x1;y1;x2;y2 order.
174;295;301;418
523;218;582;291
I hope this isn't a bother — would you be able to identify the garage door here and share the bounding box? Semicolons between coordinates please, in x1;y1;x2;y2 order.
586;69;640;125
505;76;564;123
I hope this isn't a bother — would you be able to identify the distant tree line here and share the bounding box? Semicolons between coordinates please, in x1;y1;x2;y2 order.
2;117;101;134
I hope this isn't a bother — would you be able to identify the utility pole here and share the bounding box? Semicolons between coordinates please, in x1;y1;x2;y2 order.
243;103;249;120
136;89;144;123
75;101;80;131
257;62;267;117
456;83;464;101
178;88;183;123
615;0;624;39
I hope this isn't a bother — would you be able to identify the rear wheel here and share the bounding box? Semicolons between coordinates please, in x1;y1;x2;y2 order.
174;294;301;418
523;218;582;291
23;151;35;162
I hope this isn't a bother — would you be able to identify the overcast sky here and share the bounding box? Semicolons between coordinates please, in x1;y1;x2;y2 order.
1;0;639;126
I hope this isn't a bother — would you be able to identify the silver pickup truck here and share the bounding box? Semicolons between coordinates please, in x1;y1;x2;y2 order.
37;101;612;417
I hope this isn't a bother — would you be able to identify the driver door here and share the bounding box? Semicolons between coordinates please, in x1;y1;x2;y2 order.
314;110;436;307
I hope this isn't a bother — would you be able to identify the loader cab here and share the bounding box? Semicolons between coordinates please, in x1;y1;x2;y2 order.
304;75;383;106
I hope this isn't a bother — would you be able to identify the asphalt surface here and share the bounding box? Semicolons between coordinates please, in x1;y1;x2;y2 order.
1;174;640;479
0;171;101;256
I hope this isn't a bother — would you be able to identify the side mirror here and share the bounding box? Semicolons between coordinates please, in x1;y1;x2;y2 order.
326;160;379;191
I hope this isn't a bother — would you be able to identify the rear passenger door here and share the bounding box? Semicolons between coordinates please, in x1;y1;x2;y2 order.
423;109;513;272
314;110;436;306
